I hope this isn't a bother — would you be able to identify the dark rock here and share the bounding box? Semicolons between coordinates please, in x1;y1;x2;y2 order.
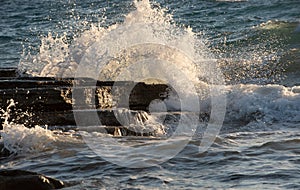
0;170;65;190
0;69;171;128
0;68;17;78
129;82;170;110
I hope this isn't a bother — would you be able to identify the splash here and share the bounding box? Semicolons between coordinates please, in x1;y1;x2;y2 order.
112;109;166;136
17;0;225;144
1;124;57;154
18;0;290;88
0;100;82;155
18;0;217;85
214;19;291;84
0;100;56;154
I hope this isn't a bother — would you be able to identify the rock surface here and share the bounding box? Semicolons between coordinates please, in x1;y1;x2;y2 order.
0;170;65;190
0;68;171;128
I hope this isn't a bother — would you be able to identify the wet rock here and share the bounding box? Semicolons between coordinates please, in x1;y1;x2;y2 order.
0;68;16;78
0;68;171;127
0;170;64;190
129;82;170;110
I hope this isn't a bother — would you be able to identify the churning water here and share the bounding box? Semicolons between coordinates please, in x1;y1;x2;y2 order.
1;0;300;189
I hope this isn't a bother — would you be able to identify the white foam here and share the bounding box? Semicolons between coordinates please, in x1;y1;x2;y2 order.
1;123;57;154
224;84;300;123
113;108;166;136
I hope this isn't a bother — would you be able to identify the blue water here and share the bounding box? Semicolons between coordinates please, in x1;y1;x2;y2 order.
1;0;300;189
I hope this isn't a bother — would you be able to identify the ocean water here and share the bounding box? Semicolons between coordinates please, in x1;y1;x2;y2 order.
1;0;300;189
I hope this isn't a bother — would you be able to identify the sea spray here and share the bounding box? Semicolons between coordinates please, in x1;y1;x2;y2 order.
18;0;218;86
18;0;225;150
214;19;290;84
0;100;83;155
18;0;223;118
16;0;295;135
0;100;56;154
68;0;223;167
18;2;226;147
1;0;300;187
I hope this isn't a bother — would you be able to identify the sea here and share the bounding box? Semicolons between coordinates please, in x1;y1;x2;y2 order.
1;0;300;189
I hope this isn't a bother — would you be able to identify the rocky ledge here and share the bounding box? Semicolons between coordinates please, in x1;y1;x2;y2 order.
0;68;175;130
0;170;65;190
0;68;180;138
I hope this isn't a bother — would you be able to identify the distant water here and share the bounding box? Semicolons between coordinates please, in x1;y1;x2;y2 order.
1;0;300;189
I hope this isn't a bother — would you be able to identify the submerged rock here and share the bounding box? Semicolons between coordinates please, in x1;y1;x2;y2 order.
0;170;65;190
